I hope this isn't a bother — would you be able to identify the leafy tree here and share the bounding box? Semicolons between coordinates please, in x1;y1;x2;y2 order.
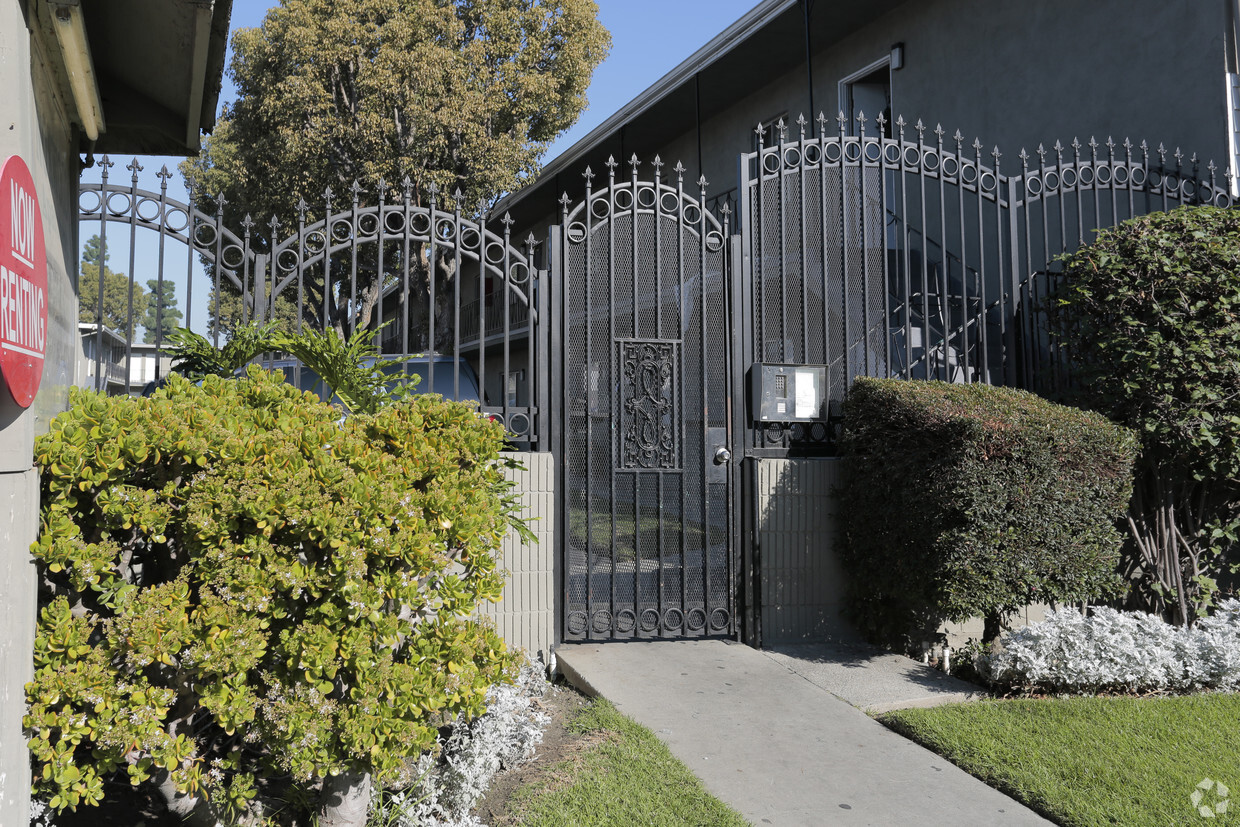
140;278;183;344
181;0;609;341
78;235;147;340
1054;205;1240;624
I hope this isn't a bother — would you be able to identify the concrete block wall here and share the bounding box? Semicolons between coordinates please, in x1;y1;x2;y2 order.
476;451;556;667
755;458;851;644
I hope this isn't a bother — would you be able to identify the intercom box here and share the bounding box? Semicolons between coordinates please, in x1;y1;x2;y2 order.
750;364;828;422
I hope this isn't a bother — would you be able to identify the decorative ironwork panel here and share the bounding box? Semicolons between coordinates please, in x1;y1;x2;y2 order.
620;340;678;469
559;156;735;643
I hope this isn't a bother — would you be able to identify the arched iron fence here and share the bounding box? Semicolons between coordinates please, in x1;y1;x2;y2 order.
737;112;1233;453
78;157;549;447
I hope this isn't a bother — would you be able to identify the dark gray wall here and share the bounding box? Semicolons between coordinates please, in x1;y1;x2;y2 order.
0;1;83;821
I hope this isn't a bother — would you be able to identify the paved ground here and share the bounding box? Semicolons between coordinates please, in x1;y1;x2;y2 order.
557;639;1052;827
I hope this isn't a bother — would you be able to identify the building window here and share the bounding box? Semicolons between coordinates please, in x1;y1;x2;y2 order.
753;112;789;150
840;57;892;138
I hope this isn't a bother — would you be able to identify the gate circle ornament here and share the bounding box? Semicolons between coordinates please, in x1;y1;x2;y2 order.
78;189;101;215
686;608;707;631
193;221;218;248
566;222;587;244
105;191;131;216
277;248;301;273
615;609;637;633
710;609;730;631
636;186;657;208
0;156;48;407
640;609;661;632
384;210;405;234
591;610;612;634
803;143;822;166
762;150;781;174
824;142;843;164
614;187;634;210
567;611;588;636
506;412;530;437
136;197;162;223
662;608;685;631
164;208;189;233
410;212;432;235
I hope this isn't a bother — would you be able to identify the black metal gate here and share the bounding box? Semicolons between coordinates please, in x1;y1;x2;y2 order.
557;158;736;640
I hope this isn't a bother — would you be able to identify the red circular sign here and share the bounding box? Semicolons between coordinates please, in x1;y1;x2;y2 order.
0;156;47;407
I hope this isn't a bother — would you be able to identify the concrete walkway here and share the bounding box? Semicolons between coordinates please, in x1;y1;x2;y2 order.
557;639;1052;827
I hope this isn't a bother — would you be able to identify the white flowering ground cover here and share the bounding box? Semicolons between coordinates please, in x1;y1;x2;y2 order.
370;657;552;827
985;600;1240;694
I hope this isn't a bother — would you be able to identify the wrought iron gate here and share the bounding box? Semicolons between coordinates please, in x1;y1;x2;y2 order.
558;158;736;640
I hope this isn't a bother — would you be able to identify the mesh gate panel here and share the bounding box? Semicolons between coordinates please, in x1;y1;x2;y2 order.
561;175;733;640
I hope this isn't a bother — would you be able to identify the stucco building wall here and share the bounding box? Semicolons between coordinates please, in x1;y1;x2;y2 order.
0;1;83;820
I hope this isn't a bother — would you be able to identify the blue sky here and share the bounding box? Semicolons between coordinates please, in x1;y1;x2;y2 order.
82;0;760;334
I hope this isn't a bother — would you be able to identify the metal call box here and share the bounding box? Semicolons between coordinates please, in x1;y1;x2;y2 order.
750;364;828;422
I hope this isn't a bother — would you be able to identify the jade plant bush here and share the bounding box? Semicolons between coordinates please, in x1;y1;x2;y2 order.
839;378;1137;648
1053;205;1240;624
25;368;527;825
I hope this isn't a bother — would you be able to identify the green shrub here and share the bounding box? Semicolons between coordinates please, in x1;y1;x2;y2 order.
25;369;523;823
838;378;1136;647
1053;205;1240;623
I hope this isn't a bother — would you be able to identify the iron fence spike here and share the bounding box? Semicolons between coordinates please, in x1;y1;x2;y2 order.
502;212;515;228
1088;136;1099;150
559;192;572;206
582;166;594;182
605;155;619;170
837;110;848;127
350;180;363;200
652;154;663;169
971;137;983;151
933;123;945;139
157;165;171;180
953;129;964;144
1018;147;1029;163
697;175;709;191
241;213;254;230
674;161;686;177
296;197;309;215
629;153;640;170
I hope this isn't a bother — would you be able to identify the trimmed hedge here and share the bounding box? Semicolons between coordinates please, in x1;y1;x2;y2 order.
838;378;1137;647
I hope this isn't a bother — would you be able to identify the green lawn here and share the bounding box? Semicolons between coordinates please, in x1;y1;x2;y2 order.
881;694;1240;827
503;698;747;827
